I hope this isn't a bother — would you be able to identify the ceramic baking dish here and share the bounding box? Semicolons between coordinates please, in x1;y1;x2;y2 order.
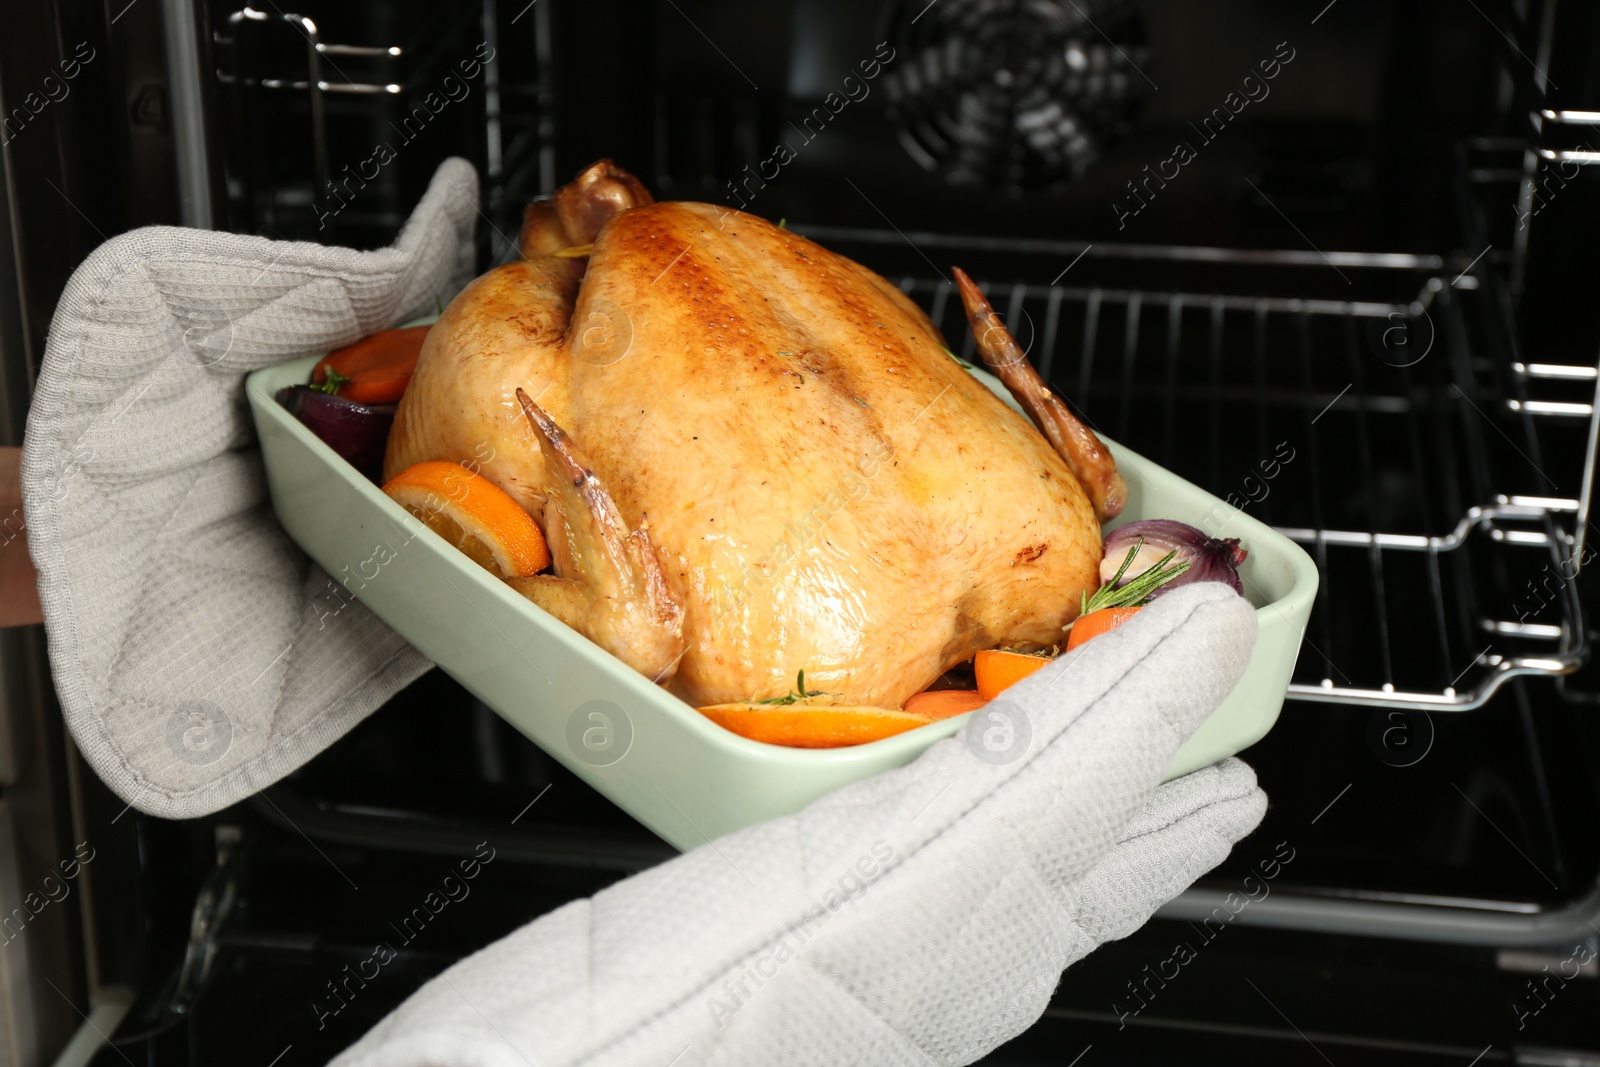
247;331;1317;850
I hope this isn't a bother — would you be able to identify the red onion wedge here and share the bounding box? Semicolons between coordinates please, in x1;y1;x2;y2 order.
1100;520;1247;598
275;385;397;482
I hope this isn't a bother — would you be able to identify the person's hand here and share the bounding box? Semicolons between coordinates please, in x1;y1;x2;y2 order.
330;583;1266;1067
20;159;474;817
0;447;42;628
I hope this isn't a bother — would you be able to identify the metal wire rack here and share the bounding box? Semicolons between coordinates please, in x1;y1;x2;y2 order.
201;0;1596;713
209;1;553;250
796;226;1592;711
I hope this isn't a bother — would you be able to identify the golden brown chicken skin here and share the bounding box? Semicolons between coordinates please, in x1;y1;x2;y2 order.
386;162;1110;709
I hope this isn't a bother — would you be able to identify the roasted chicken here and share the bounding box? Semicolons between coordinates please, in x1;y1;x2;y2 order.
385;161;1126;709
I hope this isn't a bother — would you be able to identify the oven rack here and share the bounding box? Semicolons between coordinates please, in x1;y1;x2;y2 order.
209;2;554;250
791;229;1593;711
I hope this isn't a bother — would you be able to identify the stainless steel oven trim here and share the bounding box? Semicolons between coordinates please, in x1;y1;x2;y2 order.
1160;876;1600;948
161;0;213;228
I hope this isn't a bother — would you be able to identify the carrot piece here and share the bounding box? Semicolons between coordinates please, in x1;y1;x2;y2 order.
903;689;988;719
1066;605;1143;650
974;649;1052;700
312;325;431;405
697;704;932;748
383;460;550;578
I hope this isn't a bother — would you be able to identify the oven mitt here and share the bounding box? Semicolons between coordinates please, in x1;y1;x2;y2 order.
331;583;1267;1067
20;158;480;818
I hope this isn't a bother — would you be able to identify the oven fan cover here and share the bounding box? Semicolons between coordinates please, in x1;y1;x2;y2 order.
881;0;1149;193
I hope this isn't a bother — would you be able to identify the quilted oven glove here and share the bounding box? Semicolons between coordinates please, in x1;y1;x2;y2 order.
21;159;479;818
332;583;1268;1067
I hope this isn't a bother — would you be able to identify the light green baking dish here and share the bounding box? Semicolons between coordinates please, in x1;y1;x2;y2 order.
247;335;1317;850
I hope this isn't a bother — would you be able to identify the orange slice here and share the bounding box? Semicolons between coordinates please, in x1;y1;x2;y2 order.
1066;605;1143;650
903;689;987;719
382;461;550;578
697;703;932;748
974;649;1053;700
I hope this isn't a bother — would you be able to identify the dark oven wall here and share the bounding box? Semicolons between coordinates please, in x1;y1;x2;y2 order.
552;0;1493;256
207;0;1508;260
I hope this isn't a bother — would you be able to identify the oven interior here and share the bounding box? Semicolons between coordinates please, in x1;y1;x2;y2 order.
35;0;1600;1061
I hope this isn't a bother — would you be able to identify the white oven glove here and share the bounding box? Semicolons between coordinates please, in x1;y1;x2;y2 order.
20;159;479;818
331;582;1268;1067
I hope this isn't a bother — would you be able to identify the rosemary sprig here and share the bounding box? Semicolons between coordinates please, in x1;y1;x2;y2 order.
999;644;1057;657
942;345;974;370
1079;537;1191;615
755;669;832;705
312;368;351;396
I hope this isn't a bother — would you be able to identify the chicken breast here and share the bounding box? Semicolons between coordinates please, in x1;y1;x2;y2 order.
386;161;1121;709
